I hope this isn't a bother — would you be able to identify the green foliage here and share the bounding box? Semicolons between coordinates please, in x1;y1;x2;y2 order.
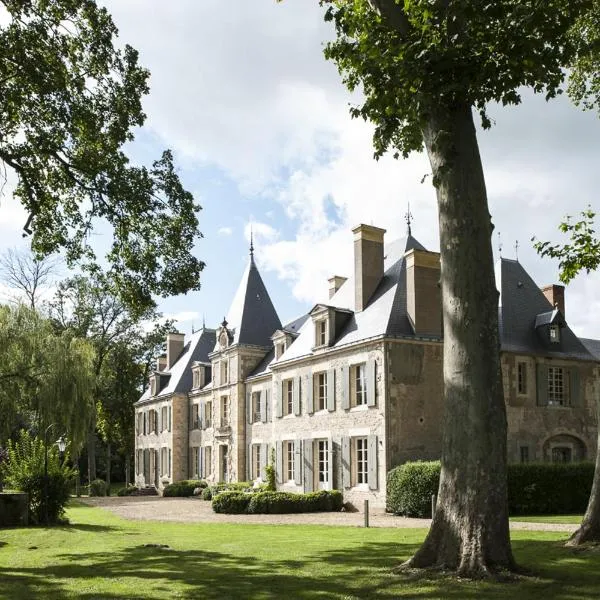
265;448;276;492
387;461;595;516
162;480;206;498
116;485;138;497
0;0;204;315
533;208;599;284
2;430;75;524
89;479;107;497
387;461;440;517
201;486;213;501
211;491;252;514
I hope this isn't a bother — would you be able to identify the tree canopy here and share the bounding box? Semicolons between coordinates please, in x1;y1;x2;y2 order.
0;0;204;316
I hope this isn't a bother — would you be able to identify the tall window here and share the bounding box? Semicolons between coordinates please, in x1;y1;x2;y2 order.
252;391;261;422
160;447;168;476
137;412;143;435
315;319;327;347
192;446;200;477
317;440;329;489
221;396;229;426
548;367;565;405
221;360;229;385
204;446;212;476
355;437;368;485
161;406;168;432
283;379;293;416
315;372;327;411
517;362;527;395
253;444;262;480
520;446;529;464
191;404;199;429
192;370;199;389
285;441;295;482
204;401;212;428
275;342;286;359
353;363;367;406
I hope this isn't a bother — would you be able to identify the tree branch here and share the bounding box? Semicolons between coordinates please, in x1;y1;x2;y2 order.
367;0;412;36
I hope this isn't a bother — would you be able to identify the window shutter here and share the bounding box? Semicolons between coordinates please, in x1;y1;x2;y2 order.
199;447;204;478
328;442;334;489
168;448;172;477
247;390;252;424
307;374;314;415
341;366;350;410
294;441;302;485
293;377;301;416
367;359;377;407
570;368;581;407
536;364;548;406
168;406;172;431
266;389;271;422
276;440;283;484
327;369;335;412
260;443;268;479
158;409;162;433
367;435;378;490
275;382;283;418
247;444;252;481
341;436;351;489
200;404;205;430
303;439;314;492
261;390;267;423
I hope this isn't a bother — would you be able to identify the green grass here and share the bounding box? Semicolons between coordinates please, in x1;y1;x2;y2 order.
511;515;583;524
1;504;600;599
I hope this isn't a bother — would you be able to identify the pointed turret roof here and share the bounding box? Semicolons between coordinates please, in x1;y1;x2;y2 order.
225;252;282;347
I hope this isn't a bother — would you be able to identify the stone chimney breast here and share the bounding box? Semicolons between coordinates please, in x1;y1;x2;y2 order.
328;275;348;299
542;284;565;317
405;249;442;337
166;332;185;370
353;224;386;312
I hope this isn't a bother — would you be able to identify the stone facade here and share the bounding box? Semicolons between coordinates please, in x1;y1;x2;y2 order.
134;224;600;508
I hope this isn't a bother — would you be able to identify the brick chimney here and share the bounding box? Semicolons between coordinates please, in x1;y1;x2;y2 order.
353;224;386;312
405;249;442;337
156;355;167;372
542;284;565;316
166;332;185;369
328;275;348;299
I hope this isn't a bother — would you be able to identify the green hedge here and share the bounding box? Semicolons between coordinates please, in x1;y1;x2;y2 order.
387;461;596;517
202;482;254;501
162;480;207;497
116;485;138;497
211;489;343;514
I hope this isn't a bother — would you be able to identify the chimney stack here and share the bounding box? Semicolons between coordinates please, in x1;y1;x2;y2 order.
405;249;442;337
542;284;565;317
166;331;185;369
156;355;167;372
328;275;348;299
353;224;386;312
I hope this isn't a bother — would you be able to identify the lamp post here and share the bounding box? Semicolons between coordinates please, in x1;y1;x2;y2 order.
43;426;66;525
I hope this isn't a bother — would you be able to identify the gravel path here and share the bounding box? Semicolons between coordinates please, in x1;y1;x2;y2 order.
79;497;578;533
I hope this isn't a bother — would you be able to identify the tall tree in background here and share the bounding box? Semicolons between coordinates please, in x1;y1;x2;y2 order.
310;0;599;576
0;0;204;316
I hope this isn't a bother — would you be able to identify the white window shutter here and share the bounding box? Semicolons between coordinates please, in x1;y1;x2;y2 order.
276;440;283;485
260;443;268;479
367;435;378;490
247;390;252;424
341;366;350;410
303;439;314;492
341;436;351;489
275;382;283;418
327;369;335;412
293;377;301;416
261;390;267;423
306;374;314;414
366;359;377;407
294;441;302;485
168;406;172;431
328;442;334;489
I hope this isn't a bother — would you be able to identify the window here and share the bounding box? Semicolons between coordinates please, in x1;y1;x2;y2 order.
161;406;168;432
517;362;527;395
193;369;200;389
548;367;565;405
136;450;143;475
148;410;157;434
220;360;229;385
160;447;168;477
252;391;261;422
220;396;229;427
137;412;143;435
252;444;262;480
168;406;172;432
352;364;367;406
315;320;327;347
317;440;329;489
168;449;172;477
549;324;560;343
283;379;293;416
284;441;295;482
355;437;368;485
204;401;212;428
204;446;212;476
151;376;157;396
315;372;327;411
192;446;200;478
275;341;286;360
191;404;199;430
520;446;529;464
552;446;572;463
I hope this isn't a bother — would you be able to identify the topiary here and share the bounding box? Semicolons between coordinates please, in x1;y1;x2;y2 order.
89;479;108;497
211;491;251;514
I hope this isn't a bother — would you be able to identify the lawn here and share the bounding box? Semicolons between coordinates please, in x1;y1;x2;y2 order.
511;515;583;524
1;504;600;599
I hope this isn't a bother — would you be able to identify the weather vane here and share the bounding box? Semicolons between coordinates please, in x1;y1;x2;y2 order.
249;223;254;257
405;202;413;236
515;240;519;262
498;231;503;257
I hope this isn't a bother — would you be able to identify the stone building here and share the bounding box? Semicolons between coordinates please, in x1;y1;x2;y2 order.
134;224;600;508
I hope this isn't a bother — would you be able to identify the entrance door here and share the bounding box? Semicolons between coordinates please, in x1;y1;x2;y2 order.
220;445;228;482
317;440;330;491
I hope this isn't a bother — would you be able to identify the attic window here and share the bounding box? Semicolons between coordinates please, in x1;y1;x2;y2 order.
315;319;328;347
151;376;157;397
549;324;560;343
275;341;286;360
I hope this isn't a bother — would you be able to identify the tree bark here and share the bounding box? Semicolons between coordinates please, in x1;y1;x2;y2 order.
567;393;600;545
125;454;130;488
405;102;516;577
87;430;96;484
106;441;111;495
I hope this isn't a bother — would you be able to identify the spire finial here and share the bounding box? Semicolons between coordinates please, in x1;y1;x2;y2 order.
249;224;254;258
191;321;195;334
498;231;503;257
202;313;206;329
514;240;519;262
405;202;413;236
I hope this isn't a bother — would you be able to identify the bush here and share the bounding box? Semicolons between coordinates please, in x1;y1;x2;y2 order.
89;479;107;497
265;449;276;492
1;430;76;525
201;486;213;501
162;480;206;497
212;491;252;514
245;490;342;514
116;485;138;497
387;460;596;517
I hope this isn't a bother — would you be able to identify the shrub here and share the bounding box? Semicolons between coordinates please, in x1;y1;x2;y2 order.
247;490;343;515
201;486;213;501
387;460;596;517
212;491;252;514
1;430;76;524
89;479;107;497
265;449;276;492
116;485;138;497
162;480;206;497
387;461;440;517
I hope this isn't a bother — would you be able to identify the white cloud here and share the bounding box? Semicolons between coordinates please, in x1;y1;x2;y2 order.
218;227;233;236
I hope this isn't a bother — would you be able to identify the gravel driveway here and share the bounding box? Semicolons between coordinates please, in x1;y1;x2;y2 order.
79;496;578;533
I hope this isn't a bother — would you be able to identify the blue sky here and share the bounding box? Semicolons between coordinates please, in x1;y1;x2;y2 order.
1;1;599;339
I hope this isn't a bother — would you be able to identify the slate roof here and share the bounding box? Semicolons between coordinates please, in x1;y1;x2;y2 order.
581;338;600;361
496;258;595;361
225;255;282;347
137;327;216;403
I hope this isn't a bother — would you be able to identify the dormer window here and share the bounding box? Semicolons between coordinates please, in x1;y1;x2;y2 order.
316;319;328;347
275;341;286;360
151;376;157;397
192;370;200;389
549;325;560;343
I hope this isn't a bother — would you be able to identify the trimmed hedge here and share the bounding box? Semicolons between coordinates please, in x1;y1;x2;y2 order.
202;482;254;501
116;485;138;497
387;461;596;517
162;479;207;497
211;489;343;514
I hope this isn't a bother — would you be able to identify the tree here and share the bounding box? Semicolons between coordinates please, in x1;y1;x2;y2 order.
309;0;598;576
0;0;204;316
0;247;60;310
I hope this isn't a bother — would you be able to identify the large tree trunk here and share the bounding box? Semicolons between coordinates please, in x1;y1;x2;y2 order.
567;394;600;545
405;102;516;577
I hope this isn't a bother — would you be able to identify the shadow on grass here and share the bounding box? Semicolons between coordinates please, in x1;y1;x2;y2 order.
2;538;600;599
55;523;120;533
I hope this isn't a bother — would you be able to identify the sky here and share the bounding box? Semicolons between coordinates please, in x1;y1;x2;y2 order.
0;1;599;339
